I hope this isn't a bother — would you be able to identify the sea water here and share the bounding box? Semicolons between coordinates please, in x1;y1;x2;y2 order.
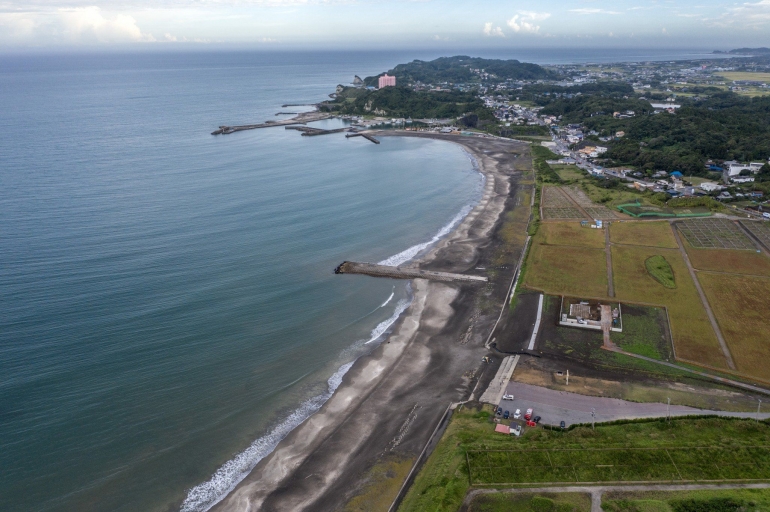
0;52;483;511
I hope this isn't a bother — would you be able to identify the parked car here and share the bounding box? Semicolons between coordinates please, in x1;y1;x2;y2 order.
560;420;566;429
524;408;533;420
526;420;536;427
510;424;522;437
496;407;503;416
502;394;514;401
514;409;521;419
503;410;510;419
533;416;541;424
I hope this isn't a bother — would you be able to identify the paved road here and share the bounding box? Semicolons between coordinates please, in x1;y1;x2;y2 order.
671;224;737;370
463;483;770;512
497;382;770;427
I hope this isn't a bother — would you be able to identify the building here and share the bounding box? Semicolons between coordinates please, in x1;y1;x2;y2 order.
699;182;723;192
378;74;396;89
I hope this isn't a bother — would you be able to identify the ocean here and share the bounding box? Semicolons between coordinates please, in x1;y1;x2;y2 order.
0;48;719;512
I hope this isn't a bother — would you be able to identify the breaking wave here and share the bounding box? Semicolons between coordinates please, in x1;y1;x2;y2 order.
365;298;411;344
380;287;395;308
179;361;354;512
377;204;473;267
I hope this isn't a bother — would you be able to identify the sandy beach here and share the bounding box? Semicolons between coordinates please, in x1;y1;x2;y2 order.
212;132;533;512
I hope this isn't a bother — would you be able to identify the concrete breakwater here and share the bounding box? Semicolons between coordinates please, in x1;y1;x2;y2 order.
334;261;487;284
285;126;350;136
211;111;333;135
346;133;380;144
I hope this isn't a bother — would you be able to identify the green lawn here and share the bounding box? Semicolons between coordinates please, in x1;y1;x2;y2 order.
645;255;676;289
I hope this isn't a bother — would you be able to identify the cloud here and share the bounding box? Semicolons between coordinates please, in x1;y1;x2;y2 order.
483;22;505;37
569;8;621;15
717;0;770;27
507;11;549;33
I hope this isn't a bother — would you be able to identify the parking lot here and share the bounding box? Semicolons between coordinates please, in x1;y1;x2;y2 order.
496;382;770;427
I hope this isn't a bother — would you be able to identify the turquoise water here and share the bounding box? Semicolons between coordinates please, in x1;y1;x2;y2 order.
0;52;482;511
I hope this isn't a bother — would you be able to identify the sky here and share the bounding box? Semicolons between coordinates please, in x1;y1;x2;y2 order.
1;0;770;50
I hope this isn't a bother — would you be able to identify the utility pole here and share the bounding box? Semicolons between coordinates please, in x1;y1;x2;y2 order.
566;370;569;386
667;397;670;422
758;399;762;424
592;408;595;430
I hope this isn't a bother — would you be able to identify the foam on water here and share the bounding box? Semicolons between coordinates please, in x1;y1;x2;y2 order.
377;205;473;267
365;298;411;344
379;287;395;308
179;361;355;512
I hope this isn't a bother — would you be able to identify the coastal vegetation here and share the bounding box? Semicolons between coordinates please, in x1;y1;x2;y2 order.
603;488;770;512
645;255;676;289
363;55;554;87
399;410;770;512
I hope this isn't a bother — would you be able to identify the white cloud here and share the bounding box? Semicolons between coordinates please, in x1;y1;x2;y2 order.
569;8;621;15
507;11;549;34
483;22;505;37
58;7;154;42
717;0;770;27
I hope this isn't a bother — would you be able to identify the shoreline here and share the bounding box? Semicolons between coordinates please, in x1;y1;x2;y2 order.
209;132;531;512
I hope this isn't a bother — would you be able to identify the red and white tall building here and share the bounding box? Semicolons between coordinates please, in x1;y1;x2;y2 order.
378;74;396;89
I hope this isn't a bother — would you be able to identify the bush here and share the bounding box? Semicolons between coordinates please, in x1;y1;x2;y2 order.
670;497;746;512
531;496;555;512
645;255;676;289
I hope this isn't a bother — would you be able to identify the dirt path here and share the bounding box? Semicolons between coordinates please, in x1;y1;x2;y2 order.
670;223;737;370
599;305;616;350
558;186;592;219
462;483;770;512
604;227;614;297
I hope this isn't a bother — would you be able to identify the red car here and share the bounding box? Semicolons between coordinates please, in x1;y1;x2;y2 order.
526;420;536;427
524;408;533;420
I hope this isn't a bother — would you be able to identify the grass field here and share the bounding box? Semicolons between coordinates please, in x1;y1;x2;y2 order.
524;244;607;297
698;273;770;382
685;245;770;276
610;221;678;248
645;255;676;289
398;410;770;512
538;222;605;248
677;219;755;250
603;488;770;512
608;305;673;360
611;245;727;368
717;71;770;82
468;492;591;512
551;164;586;182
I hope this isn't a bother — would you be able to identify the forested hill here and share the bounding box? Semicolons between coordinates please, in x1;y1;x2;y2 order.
363;56;554;86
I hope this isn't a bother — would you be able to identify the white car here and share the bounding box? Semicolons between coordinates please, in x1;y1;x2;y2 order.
502;394;514;401
514;409;521;419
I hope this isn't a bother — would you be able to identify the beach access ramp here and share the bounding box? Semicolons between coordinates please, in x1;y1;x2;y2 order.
334;261;487;284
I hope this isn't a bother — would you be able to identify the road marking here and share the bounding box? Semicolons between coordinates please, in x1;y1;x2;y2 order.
527;294;544;350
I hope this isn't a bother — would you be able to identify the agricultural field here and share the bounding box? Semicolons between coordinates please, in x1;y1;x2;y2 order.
551;164;586;182
541;186;584;220
742;220;770;249
562;186;619;219
698;273;770;382
609;221;678;248
677;219;755;250
467;445;770;485
537;222;605;248
467;492;591;512
523;244;608;298
603;488;770;512
611;245;727;368
398;409;770;512
685;246;770;276
716;71;770;82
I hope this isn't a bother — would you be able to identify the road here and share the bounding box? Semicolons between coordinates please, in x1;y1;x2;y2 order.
497;382;770;427
463;483;770;512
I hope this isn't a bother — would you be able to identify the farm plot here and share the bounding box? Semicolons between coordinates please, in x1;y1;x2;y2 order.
698;273;770;382
467;446;770;485
562;186;619;219
677;219;755;250
609;221;678;248
685;246;770;276
538;222;605;248
741;220;770;249
524;244;608;298
541;186;584;220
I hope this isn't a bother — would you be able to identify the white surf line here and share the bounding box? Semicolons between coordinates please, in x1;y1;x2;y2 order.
527;294;544;351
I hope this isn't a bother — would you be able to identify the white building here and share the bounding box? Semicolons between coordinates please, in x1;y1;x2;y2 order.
699;182;723;192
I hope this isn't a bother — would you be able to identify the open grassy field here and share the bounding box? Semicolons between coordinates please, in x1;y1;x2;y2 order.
610;221;678;248
611;245;727;368
538;222;605;248
698;273;770;382
551;164;586;182
467;492;591;512
685;245;770;276
398;409;770;512
717;71;770;82
523;244;607;297
603;488;770;512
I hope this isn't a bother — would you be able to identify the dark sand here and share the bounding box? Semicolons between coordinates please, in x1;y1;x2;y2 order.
213;133;533;512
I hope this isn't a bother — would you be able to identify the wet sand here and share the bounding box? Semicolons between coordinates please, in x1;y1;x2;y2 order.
212;132;533;512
